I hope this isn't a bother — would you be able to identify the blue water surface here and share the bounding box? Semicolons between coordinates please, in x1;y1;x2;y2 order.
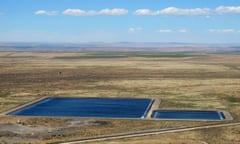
152;110;225;120
10;97;153;118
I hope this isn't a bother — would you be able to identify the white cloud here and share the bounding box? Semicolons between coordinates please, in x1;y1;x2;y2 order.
134;9;153;15
128;27;143;32
62;9;95;16
134;7;210;15
208;29;239;33
158;29;173;33
222;29;236;33
157;29;188;33
216;6;240;13
178;29;188;33
62;8;128;16
158;7;210;15
35;10;57;16
99;8;128;15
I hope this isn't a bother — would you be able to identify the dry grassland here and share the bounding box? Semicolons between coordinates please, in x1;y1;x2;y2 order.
0;52;239;143
89;125;240;144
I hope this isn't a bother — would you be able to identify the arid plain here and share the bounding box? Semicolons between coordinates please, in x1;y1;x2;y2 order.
0;52;240;143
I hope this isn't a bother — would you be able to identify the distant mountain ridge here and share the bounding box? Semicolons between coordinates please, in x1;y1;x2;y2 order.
0;42;239;53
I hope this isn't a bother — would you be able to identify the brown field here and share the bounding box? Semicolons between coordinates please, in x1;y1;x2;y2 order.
89;125;240;144
0;52;240;143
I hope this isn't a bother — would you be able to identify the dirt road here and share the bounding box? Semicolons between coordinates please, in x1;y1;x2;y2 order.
57;122;240;144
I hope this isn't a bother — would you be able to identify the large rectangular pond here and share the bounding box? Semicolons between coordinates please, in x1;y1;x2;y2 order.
151;110;226;120
9;97;153;118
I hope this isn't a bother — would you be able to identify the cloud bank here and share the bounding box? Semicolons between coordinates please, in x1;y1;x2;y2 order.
35;6;240;17
209;29;239;33
62;8;128;16
134;7;210;15
35;10;57;16
134;6;240;16
158;29;188;33
216;6;240;13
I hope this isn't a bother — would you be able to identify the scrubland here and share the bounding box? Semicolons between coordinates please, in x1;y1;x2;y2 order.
0;52;239;143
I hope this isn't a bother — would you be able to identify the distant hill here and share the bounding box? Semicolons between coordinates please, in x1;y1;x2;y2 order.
0;42;240;53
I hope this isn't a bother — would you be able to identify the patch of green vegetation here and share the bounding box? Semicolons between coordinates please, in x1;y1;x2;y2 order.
54;52;197;59
227;97;240;103
55;55;128;59
132;53;193;58
84;79;99;83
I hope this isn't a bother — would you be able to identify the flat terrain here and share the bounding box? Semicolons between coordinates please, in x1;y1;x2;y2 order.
0;52;240;143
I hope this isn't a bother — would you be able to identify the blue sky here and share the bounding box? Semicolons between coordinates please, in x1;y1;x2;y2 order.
0;0;240;43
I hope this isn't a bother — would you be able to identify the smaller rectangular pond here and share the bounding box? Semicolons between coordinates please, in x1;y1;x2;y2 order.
151;110;226;120
9;97;154;119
